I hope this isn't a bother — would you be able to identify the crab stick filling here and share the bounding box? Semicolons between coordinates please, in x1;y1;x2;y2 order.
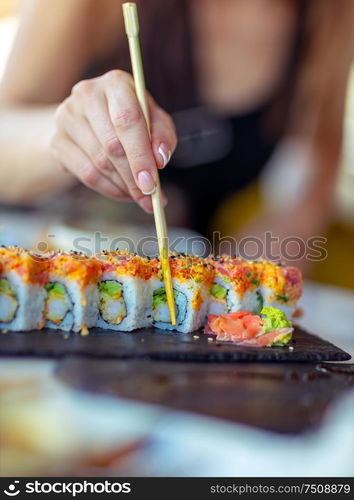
45;282;71;324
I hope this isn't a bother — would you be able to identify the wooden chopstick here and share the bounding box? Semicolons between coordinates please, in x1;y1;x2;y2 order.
122;2;176;325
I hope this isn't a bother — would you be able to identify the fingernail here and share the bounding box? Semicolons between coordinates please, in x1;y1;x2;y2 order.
139;197;153;213
137;170;156;195
158;143;171;169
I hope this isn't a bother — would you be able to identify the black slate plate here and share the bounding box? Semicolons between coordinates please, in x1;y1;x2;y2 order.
0;326;350;362
56;360;354;434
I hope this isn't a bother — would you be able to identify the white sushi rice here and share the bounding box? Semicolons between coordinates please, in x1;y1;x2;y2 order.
45;275;98;332
0;270;46;331
151;277;209;333
260;285;296;318
208;275;262;316
208;277;228;316
241;288;262;314
208;274;239;315
96;272;150;331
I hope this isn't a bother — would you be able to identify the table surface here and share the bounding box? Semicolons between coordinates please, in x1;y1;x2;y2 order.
0;326;350;362
1;280;353;476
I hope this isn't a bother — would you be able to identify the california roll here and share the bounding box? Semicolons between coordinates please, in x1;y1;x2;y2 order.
0;246;48;331
95;251;152;331
151;253;214;333
44;251;101;334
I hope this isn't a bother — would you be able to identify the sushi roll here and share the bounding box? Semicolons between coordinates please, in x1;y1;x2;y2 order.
44;251;101;333
151;253;214;333
208;256;303;319
95;251;152;331
207;256;263;316
0;246;48;331
255;261;303;318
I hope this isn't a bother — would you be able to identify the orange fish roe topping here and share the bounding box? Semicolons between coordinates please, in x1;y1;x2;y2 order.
47;251;101;288
96;250;153;280
0;246;49;285
153;253;214;285
254;261;303;304
255;260;286;294
209;255;302;303
209;255;260;297
191;289;204;310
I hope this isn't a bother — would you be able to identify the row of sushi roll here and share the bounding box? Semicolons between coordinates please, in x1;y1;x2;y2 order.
0;246;303;345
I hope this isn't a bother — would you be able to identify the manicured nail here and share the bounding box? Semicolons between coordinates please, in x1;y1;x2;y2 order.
137;170;156;195
158;143;171;168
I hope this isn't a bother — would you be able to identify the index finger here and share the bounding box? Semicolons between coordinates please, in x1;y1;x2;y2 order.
105;82;157;196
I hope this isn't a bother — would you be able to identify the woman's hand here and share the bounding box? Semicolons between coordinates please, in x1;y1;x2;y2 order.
50;70;177;212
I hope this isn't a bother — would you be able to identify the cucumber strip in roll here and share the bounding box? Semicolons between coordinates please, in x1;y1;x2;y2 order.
98;280;127;325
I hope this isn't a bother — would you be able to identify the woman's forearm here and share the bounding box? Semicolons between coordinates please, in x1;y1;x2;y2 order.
0;104;76;205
